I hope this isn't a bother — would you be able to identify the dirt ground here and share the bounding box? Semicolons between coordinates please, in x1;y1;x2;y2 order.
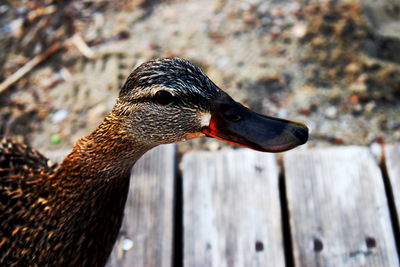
0;0;399;154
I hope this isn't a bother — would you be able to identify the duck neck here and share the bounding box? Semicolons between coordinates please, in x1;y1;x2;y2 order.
46;113;155;266
57;112;153;184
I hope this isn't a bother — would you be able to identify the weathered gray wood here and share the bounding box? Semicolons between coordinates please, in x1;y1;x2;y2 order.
284;146;399;267
183;149;285;267
42;149;70;163
385;144;400;226
107;144;176;267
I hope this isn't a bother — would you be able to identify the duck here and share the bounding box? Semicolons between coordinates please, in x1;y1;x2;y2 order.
0;57;308;266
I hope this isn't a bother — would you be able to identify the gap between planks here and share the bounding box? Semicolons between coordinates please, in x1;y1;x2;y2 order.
384;145;400;256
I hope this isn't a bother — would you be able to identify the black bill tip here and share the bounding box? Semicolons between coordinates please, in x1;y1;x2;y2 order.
288;122;309;145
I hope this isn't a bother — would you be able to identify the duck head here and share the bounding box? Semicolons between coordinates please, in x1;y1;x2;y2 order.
113;58;308;152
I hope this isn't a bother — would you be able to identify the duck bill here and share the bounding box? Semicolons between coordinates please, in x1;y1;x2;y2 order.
202;94;308;152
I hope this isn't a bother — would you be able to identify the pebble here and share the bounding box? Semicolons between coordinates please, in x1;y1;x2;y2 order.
364;102;376;113
369;142;381;158
2;18;23;37
292;23;307;38
0;5;9;13
208;141;220;152
216;57;230;69
388;118;400;130
352;104;363;116
240;2;251;11
277;109;288;118
349;82;367;94
324;106;337;119
344;62;361;74
52;109;69;124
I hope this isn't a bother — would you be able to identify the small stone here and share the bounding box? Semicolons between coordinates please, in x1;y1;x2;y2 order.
270;25;282;36
270;7;284;17
350;95;359;104
292;23;307;38
52;109;69;124
208;141;220;151
298;107;312;116
344;63;361;74
240;2;251;11
277;109;288;118
352;104;363;116
394;130;400;139
324;106;337;119
357;74;368;83
216;57;230;69
243;12;256;24
388;118;400;130
370;142;381;158
364;102;376;113
349;82;367;94
6;18;24;38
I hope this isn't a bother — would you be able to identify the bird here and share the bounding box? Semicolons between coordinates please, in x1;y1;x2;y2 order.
0;57;308;266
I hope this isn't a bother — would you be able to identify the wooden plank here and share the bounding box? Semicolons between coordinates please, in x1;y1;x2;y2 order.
284;146;399;267
182;149;285;267
107;144;176;267
385;144;400;226
43;150;70;163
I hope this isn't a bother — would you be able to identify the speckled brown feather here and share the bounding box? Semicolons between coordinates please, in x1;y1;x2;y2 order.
0;139;59;265
0;117;149;266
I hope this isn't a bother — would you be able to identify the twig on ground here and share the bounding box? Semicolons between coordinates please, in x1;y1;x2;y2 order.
71;34;129;60
71;34;96;59
0;42;63;94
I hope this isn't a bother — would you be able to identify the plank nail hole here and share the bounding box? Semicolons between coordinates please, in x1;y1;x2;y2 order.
254;165;263;173
255;241;264;252
313;238;323;252
365;237;376;249
205;243;212;250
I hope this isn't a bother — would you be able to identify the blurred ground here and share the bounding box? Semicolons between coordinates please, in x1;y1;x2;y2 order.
0;0;399;154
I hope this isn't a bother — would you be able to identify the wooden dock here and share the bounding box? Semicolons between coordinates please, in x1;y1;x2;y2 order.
47;145;400;266
105;144;400;267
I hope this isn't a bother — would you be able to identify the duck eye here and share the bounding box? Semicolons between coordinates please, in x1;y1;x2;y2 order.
153;90;174;105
